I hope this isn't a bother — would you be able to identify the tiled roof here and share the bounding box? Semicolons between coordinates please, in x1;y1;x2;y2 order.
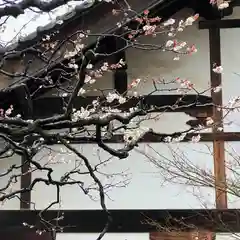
0;0;95;53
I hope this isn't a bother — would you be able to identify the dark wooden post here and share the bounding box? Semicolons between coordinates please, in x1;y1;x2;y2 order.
209;27;227;209
13;84;33;209
107;33;128;95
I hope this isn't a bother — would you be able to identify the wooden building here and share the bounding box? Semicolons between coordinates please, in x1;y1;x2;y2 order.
0;0;240;240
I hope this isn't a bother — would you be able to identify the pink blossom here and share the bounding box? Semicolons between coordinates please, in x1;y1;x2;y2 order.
128;78;141;89
5;105;13;116
143;9;149;15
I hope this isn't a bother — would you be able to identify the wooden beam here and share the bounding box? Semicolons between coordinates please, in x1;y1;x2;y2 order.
10;132;240;145
0;209;240;233
199;19;240;29
0;229;54;240
209;27;227;209
32;94;213;118
43;132;240;143
20;156;31;209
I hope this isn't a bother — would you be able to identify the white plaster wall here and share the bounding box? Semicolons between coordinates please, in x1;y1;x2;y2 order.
56;233;149;240
0;153;21;209
221;6;240;19
56;233;148;240
55;233;240;240
31;142;215;210
220;27;240;132
224;142;240;208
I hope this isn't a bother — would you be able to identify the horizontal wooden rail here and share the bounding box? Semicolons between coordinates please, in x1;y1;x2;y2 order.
0;209;240;233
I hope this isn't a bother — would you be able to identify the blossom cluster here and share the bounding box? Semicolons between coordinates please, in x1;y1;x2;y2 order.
164;133;201;143
124;126;150;145
209;0;230;9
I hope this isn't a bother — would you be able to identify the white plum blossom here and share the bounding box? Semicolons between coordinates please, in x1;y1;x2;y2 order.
163;18;175;26
68;63;78;69
213;85;222;93
179;41;187;47
218;1;229;9
116;22;122;28
129;107;138;113
213;65;223;74
191;134;201;143
107;107;121;113
143;24;156;34
173;133;186;142
5;105;13;116
75;43;85;52
72;107;90;122
92;100;99;106
206;117;214;126
99;113;111;120
86;64;93;69
84;75;91;83
185;16;195;26
143;25;152;31
173;56;180;61
164;136;172;142
106;92;126;104
165;40;174;47
64;50;77;59
106;92;119;103
101;62;109;71
79;33;85;38
118;96;126;104
78;88;86;95
124;126;150;145
164;133;187;143
119;58;125;65
89;78;96;84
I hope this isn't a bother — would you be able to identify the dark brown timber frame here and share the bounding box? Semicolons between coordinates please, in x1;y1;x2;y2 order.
0;209;240;233
209;27;227;209
198;15;240;206
3;1;240;236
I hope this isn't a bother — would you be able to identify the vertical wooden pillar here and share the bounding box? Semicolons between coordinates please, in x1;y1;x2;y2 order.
13;84;33;209
209;27;227;209
149;20;227;240
111;33;128;95
20;155;31;209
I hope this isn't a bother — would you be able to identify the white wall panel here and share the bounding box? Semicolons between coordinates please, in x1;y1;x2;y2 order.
0;154;21;209
221;25;240;132
31;143;215;210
